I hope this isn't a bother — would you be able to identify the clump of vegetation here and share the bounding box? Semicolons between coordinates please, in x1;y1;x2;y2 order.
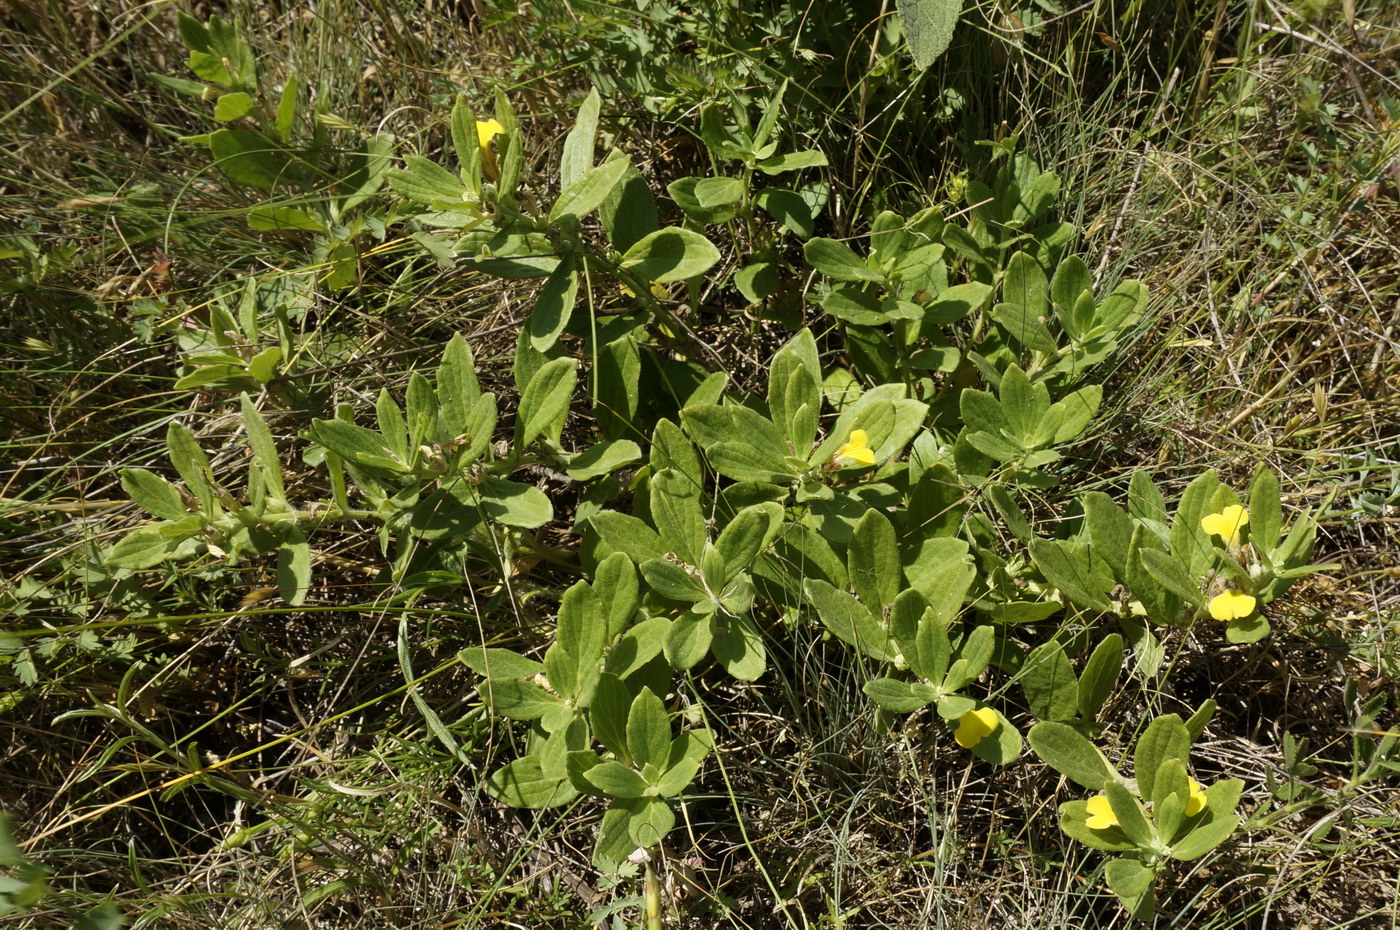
3;1;1399;928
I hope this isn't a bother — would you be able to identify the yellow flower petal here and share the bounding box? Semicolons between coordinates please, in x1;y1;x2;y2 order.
833;429;876;467
1201;504;1249;544
1208;590;1257;621
1085;793;1119;830
1186;777;1207;816
476;118;505;150
954;707;999;749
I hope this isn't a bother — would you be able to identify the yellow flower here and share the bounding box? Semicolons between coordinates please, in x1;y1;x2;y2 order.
476;118;505;151
1085;793;1118;830
1201;504;1249;546
1186;777;1207;816
954;707;999;749
1208;590;1256;621
833;429;876;467
476;118;505;182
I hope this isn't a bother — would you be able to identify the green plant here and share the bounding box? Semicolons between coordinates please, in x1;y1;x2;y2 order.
1030;708;1243;920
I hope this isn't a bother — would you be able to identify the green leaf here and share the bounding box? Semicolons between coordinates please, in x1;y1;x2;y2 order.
664;613;714;670
458;647;544;680
1096;280;1147;333
804;237;883;282
1133;714;1190;800
992;301;1058;353
213;92;254;121
72;905;124;930
755;187;816;238
589;674;633;762
550;154;632;222
848;509;901;613
376;389;407;461
886;592;931;673
604;616;669;679
998;364;1049;445
627;796;675;846
650;418;702;485
1028;721;1117;789
959;388;1008;435
971;711;1023;765
516;357;576;446
711;614;766;681
1058;800;1137;852
1029;539;1114;612
594;551;641;639
589;511;668;564
986;483;1033;543
277;526;311;606
592;801;636;871
437;334;481;430
166;423;216;514
1020;641;1079;723
900;0;963;69
903;537;974;622
621;227;720;283
1104;858;1157;920
240;393;285;499
209;129;290;189
1082;491;1133;581
755;150;827;174
1249;464;1283;553
668;175;738;224
560;87;600;190
680;404;794;482
584;761;648;798
309;419;405;472
1051;384;1102;444
1003;251;1047;315
640;559;707;603
924;281;991;324
246;346;282;383
120;468;188;521
1170;471;1221;576
1225;614;1271;644
527;258;580;351
714;503;782;584
705;442;801;484
556;580;606;673
387;154;469;204
656;729;714;797
803;579;892;661
476;477;553;528
863;678;937;713
627;688;671;770
493;88;523;197
148;72;208;97
275;73;299;142
600;160;659;253
481;677;563;722
1050;255;1092;327
1129;471;1168;525
105;525;178;570
1078;634;1123;719
734;262;779;303
1138;548;1206;607
565;439;642;481
650;468;707;566
1170;793;1241;860
1104;780;1154;848
693;176;745;207
942;624;994;692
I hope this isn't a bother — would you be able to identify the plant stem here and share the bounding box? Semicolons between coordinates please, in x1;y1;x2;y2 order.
644;859;662;930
